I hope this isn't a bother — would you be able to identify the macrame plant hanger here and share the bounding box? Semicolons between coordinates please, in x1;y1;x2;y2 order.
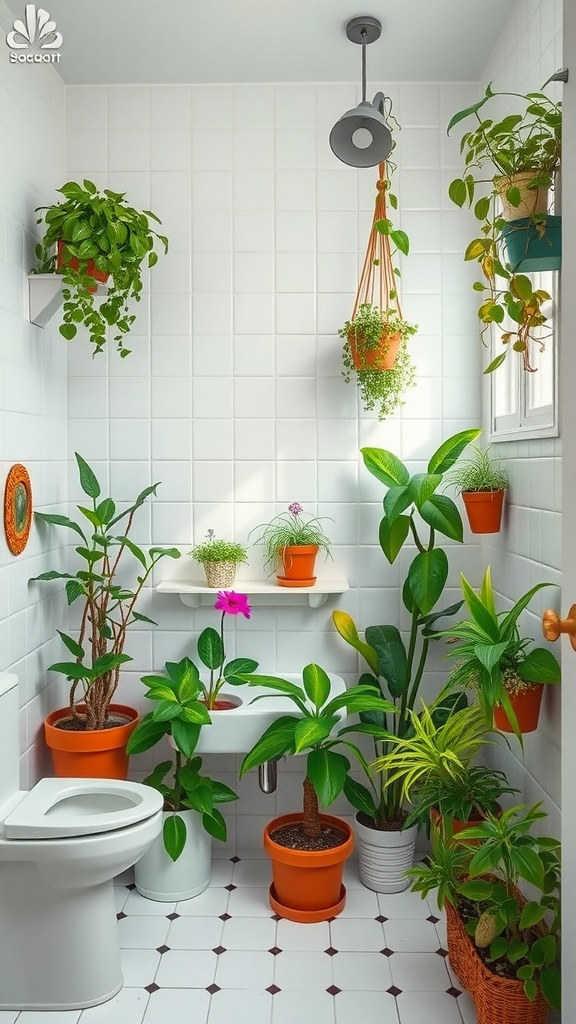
349;160;404;370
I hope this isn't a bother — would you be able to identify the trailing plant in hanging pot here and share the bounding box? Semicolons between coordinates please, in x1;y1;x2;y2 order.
34;179;169;357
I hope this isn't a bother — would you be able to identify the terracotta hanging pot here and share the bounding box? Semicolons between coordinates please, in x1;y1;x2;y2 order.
277;544;318;587
57;239;109;294
494;684;544;734
349;329;402;371
263;812;354;923
462;490;505;534
44;703;138;779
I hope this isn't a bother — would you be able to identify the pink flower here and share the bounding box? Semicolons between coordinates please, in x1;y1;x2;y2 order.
214;591;251;619
288;502;303;515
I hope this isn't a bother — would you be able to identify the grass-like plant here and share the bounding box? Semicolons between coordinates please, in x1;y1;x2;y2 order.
189;530;248;565
250;503;332;571
445;445;508;493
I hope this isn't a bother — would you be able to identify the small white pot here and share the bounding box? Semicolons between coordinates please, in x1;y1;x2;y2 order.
135;809;211;902
354;814;418;894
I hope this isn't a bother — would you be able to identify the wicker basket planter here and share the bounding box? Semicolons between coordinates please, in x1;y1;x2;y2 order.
445;897;550;1024
203;561;237;589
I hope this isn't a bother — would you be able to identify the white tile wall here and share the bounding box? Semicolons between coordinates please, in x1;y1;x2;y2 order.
0;14;68;788
63;80;482;847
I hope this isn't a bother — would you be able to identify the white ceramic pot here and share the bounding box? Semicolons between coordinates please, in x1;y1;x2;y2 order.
134;809;211;901
354;814;418;893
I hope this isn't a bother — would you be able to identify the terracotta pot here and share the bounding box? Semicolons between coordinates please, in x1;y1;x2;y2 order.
462;490;505;534
44;703;138;779
354;814;418;893
349;329;402;371
277;544;318;587
494;684;544;734
430;804;501;845
446;898;550;1024
203;560;237;588
263;812;354;923
494;172;549;222
57;239;109;293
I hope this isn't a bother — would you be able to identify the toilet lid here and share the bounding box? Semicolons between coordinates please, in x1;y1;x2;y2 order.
3;777;164;839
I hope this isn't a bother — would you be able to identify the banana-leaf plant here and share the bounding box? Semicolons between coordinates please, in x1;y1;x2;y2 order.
30;453;181;729
238;664;394;840
332;428;481;827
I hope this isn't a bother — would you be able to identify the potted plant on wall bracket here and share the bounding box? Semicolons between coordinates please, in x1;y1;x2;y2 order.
250;502;332;587
238;663;394;922
189;529;248;589
30;454;181;779
332;427;482;892
445;443;508;534
438;567;561;739
33;179;168;356
338;161;418;418
126;657;239;901
447;85;561;373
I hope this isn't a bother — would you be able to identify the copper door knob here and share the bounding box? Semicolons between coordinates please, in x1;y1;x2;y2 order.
543;604;576;651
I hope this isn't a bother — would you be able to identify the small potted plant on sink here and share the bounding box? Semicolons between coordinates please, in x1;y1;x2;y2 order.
181;590;258;711
30;454;181;779
189;529;248;588
34;179;169;356
126;656;239;901
438;567;561;738
250;502;332;587
445;443;508;534
238;662;394;922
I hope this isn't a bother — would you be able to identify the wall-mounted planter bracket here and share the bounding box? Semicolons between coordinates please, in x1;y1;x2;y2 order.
27;274;107;328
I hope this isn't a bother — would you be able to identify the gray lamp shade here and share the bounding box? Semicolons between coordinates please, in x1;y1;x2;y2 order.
329;99;393;168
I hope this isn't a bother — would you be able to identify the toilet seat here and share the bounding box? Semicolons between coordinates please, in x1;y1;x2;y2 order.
3;777;162;839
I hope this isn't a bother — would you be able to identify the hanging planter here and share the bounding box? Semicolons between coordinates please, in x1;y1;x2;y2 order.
462;490;505;534
446;444;508;535
501;215;561;273
338;160;417;420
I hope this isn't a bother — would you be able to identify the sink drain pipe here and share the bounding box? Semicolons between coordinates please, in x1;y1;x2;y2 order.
258;759;278;793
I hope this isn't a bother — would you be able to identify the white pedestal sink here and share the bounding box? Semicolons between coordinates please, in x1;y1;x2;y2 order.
194;673;348;754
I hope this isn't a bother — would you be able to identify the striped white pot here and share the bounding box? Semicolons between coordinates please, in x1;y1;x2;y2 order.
354;814;418;894
135;810;211;902
203;561;237;588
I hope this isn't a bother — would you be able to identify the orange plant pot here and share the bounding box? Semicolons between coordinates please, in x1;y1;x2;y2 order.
349;330;402;371
462;490;505;534
44;704;139;779
494;684;544;734
430;804;501;845
277;544;319;587
263;813;354;923
57;239;109;294
446;898;549;1024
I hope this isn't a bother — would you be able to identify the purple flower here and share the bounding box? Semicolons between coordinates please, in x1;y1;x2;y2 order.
206;528;216;539
214;591;251;619
288;502;303;516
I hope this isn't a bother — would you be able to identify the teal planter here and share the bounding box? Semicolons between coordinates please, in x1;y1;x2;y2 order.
501;215;561;272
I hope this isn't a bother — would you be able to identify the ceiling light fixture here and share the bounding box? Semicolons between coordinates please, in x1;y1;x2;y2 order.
329;16;393;168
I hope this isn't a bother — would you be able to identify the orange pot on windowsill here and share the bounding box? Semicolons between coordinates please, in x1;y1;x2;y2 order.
349;329;402;370
44;703;138;779
277;544;319;588
57;239;109;294
462;489;505;534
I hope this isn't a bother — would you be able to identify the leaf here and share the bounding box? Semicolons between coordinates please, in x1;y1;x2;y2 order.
66;579;85;604
379;514;410;563
116;535;147;569
331;611;379;675
383;485;412;525
202;808;227;842
33;511;87;542
458;879;494;901
474;196;491;221
408;548;448;615
302;663;331;710
518;647;560;684
365;625;408;699
223;657;259;682
126;717;169;754
539;965;561;1011
163;814;187;861
465;238;490;261
197;626;224;670
448;178;468;207
408;473;442;510
390;229;409;255
48;661;92;680
293;717;335;752
211;781;239;804
484;351;508;374
360;448;410;488
343;776;378;818
240;716;299;775
170;718;201;759
60;323;77;341
307;749;350;806
419;494;463;542
427;428;482;475
56;630;84;659
446;89;493;133
75;453;101;499
519;901;547;930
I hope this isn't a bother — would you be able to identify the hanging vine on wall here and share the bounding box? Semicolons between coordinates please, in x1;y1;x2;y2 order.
338;161;418;419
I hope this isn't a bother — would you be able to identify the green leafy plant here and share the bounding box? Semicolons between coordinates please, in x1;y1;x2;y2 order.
339;305;418;420
30;454;181;730
332;427;482;827
447;86;561;372
445;444;508;493
239;664;394;840
339;304;417;354
34;179;168;357
438;567;561;739
409;804;561;1012
126;657;239;861
189;530;248;566
250;502;332;572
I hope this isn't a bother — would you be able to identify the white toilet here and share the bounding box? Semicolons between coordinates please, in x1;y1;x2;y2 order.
0;672;164;1010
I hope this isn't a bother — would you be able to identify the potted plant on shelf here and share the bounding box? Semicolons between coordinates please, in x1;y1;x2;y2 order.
332;427;481;892
250;502;332;587
189;529;248;589
438;567;561;738
409;803;561;1023
126;656;239;901
445;444;508;534
30;454;181;779
34;179;168;356
447;86;561;373
238;662;394;922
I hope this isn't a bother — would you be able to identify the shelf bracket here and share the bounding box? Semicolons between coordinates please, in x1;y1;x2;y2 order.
27;274;108;328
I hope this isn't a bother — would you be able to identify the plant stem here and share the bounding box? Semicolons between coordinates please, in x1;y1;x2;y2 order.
302;775;321;839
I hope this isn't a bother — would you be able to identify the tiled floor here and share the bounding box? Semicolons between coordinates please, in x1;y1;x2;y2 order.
2;853;478;1024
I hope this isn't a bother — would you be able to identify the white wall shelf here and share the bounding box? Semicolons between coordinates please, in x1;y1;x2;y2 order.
156;578;349;609
27;274;107;328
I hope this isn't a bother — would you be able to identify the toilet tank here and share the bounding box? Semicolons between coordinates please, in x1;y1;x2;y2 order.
0;675;20;809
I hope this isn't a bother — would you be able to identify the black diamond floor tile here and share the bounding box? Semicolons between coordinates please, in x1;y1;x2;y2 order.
225;883;237;891
380;947;394;957
268;946;282;955
267;984;281;994
436;948;449;958
116;911;127;921
212;945;227;955
206;983;221;994
326;985;341;996
324;946;338;956
375;914;388;923
145;983;160;994
387;985;402;997
230;855;241;863
126;883;136;891
156;945;170;954
427;914;440;923
447;986;462;997
219;912;232;921
166;912;180;921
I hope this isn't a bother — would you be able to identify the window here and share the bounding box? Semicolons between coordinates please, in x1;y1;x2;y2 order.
490;271;558;440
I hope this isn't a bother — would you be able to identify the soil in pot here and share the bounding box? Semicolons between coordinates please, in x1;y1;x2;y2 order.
270;820;348;852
